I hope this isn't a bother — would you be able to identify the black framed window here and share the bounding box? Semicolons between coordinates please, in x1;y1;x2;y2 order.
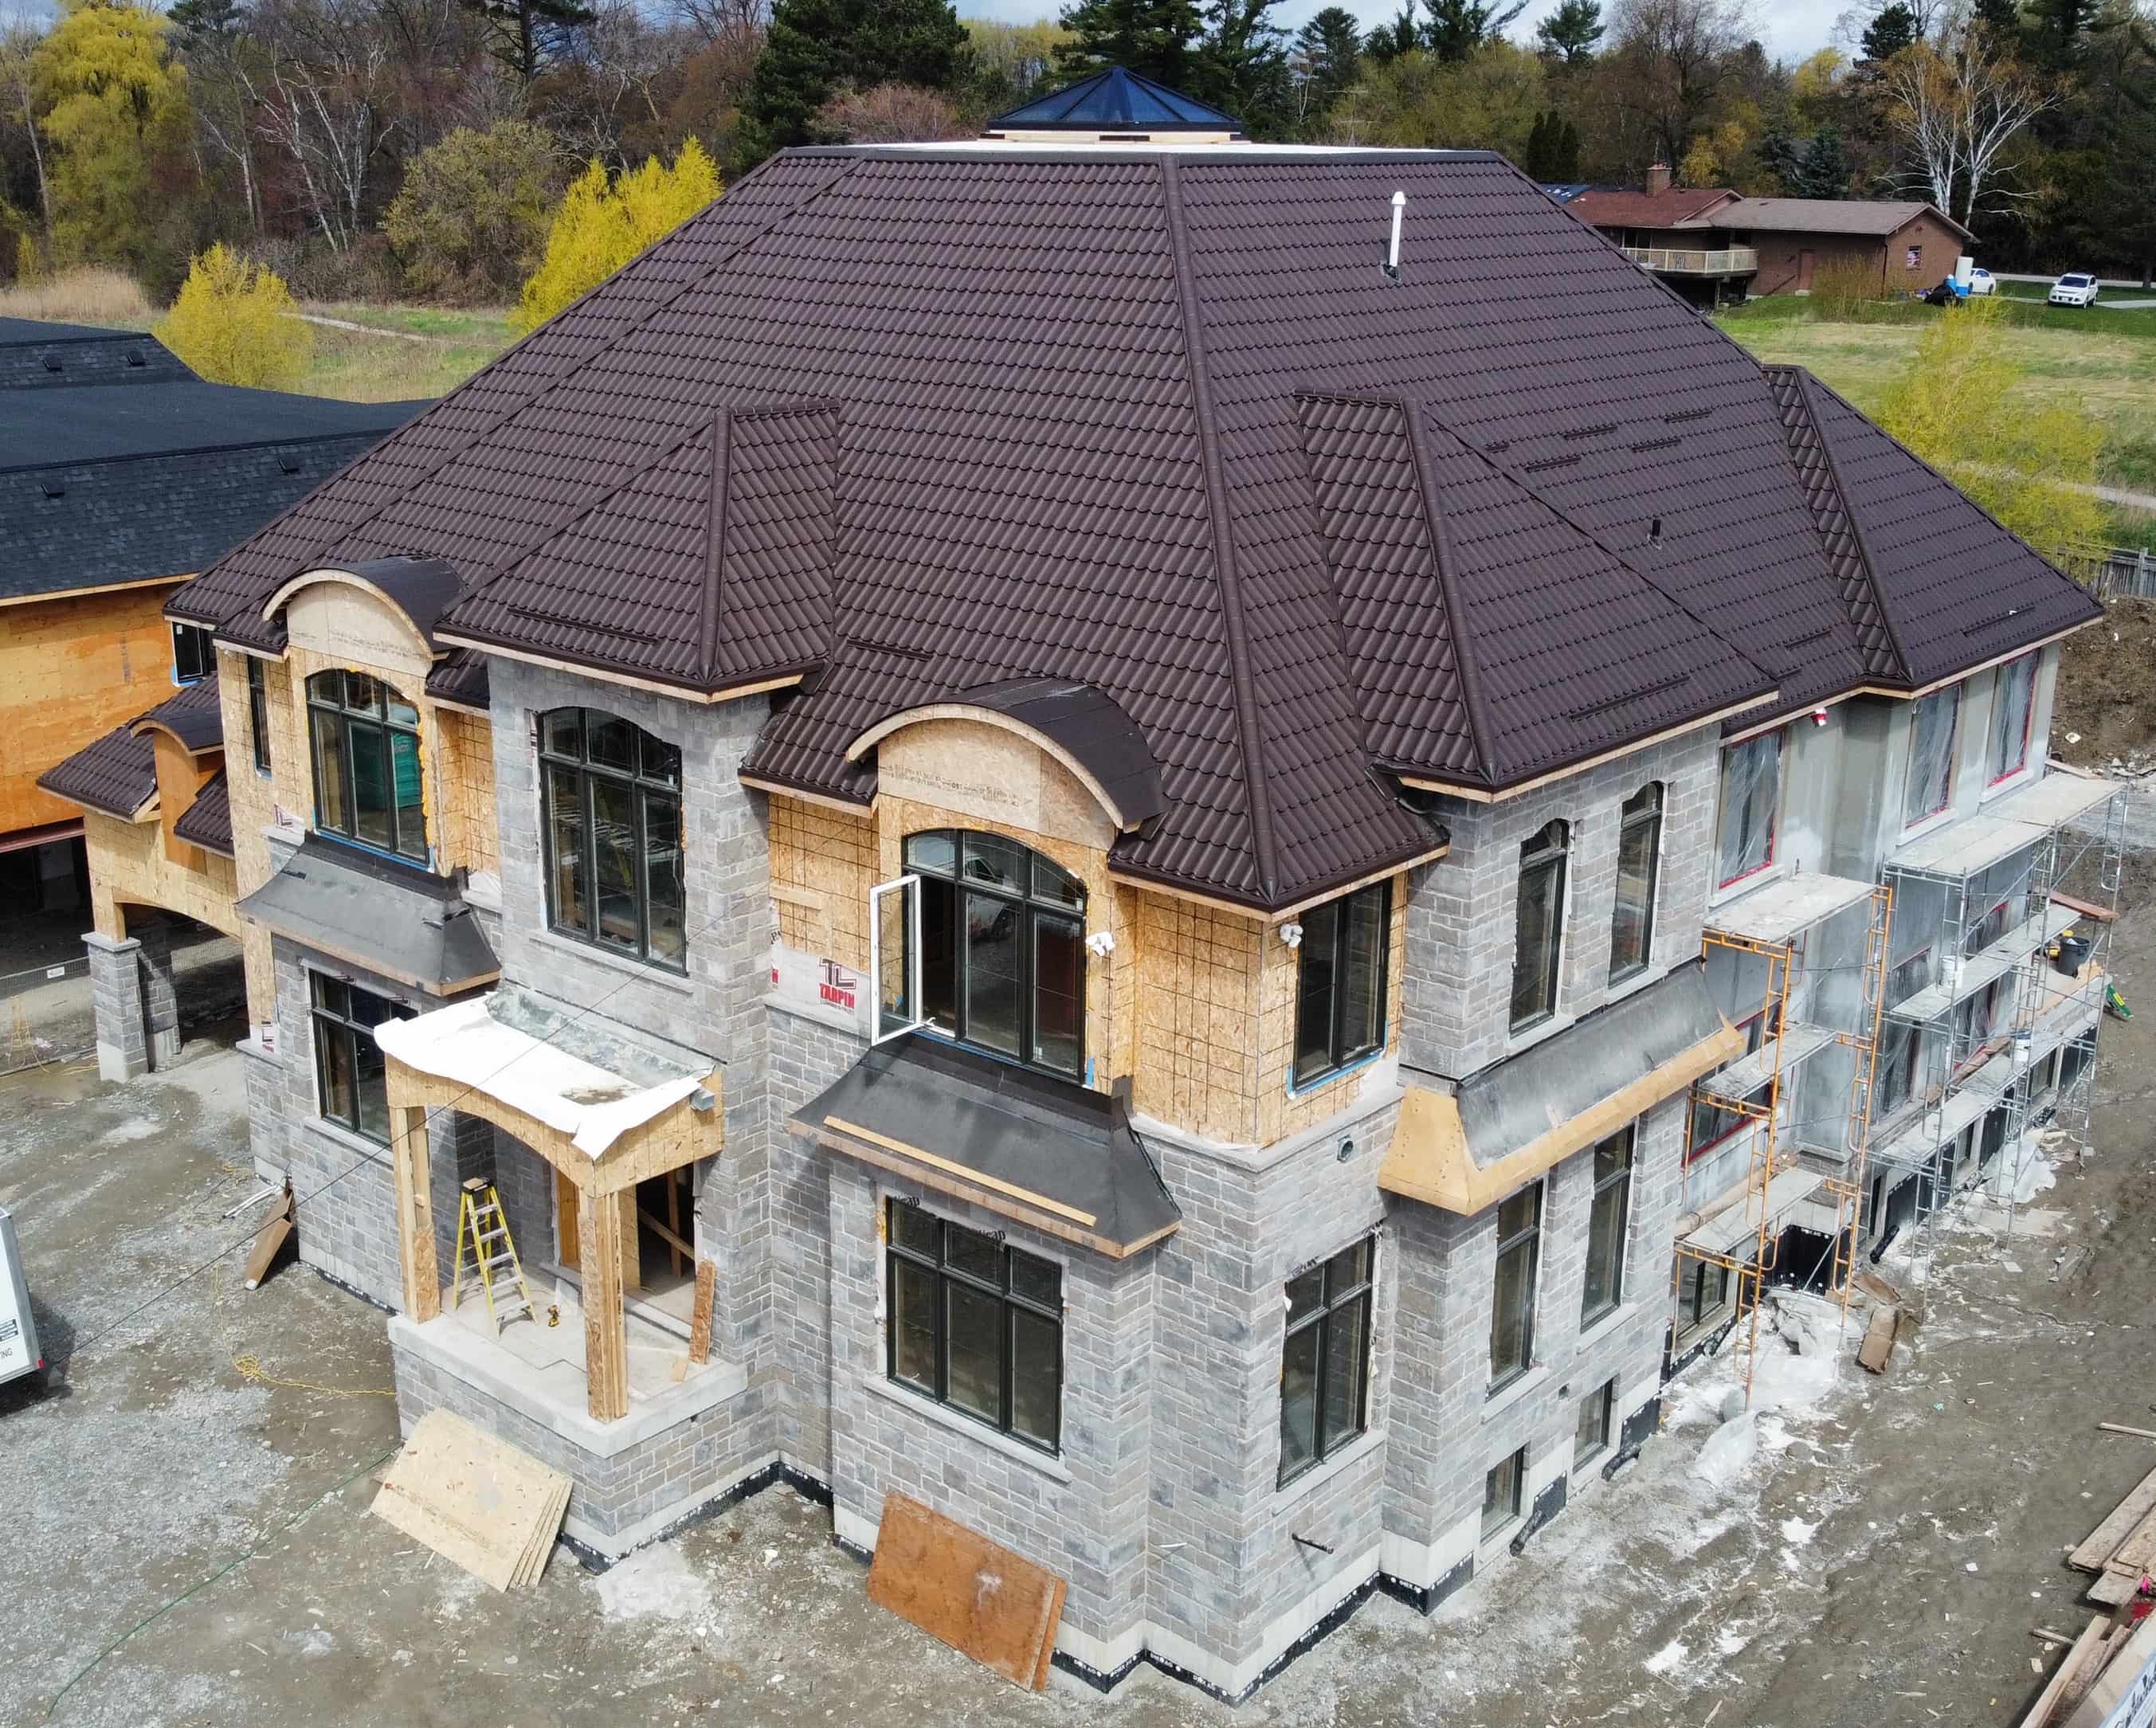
247;656;272;776
904;830;1085;1079
171;621;214;684
1293;880;1390;1087
1575;1380;1614;1466
307;671;427;863
1276;1236;1375;1487
885;1199;1062;1452
1675;1256;1731;1338
1482;1446;1525;1541
1510;821;1568;1032
539;707;686;970
1580;1127;1633;1326
1609;784;1661;982
1488;1181;1543;1390
309;972;413;1144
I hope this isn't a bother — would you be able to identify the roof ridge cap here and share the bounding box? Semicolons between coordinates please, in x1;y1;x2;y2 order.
1400;399;1499;785
1158;152;1279;900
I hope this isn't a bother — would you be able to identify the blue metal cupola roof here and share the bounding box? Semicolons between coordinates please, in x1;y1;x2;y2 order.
984;66;1246;138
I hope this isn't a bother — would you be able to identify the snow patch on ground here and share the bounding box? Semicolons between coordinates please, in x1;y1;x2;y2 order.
1780;1516;1817;1546
595;1542;715;1622
1644;1639;1688;1676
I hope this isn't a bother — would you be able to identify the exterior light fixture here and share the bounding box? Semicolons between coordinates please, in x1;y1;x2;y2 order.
1280;921;1304;950
1085;930;1115;958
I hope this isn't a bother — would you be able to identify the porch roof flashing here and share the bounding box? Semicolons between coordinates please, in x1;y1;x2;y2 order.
1380;962;1742;1216
374;986;712;1158
235;833;499;995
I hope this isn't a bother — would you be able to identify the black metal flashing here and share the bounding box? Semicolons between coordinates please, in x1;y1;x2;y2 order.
236;833;498;995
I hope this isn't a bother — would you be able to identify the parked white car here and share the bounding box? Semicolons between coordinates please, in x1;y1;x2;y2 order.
2049;272;2100;307
1966;267;1996;295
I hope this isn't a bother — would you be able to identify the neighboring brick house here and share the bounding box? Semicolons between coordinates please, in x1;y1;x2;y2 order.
47;75;2111;1702
1719;197;1977;296
0;315;420;942
1565;176;1753;305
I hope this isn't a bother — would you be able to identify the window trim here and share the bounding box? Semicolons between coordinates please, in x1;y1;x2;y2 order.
1291;878;1392;1091
1608;782;1663;985
1488;1181;1543;1394
246;655;272;778
1988;653;2037;786
305;968;412;1146
883;1197;1064;1456
537;707;687;974
1715;730;1784;891
1509;820;1570;1034
171;621;214;686
1901;684;1962;829
1580;1127;1633;1329
900;829;1088;1080
1276;1234;1378;1490
306;671;429;864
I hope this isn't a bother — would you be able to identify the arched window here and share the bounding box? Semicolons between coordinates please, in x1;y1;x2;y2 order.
900;829;1085;1078
1609;783;1662;982
308;671;426;863
539;707;685;970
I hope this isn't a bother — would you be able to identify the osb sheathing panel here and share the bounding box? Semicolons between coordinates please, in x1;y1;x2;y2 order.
768;793;875;973
148;731;218;867
433;707;500;879
874;717;1119;856
84;808;241;943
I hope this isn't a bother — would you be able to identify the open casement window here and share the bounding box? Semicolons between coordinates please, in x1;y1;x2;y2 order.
870;874;923;1044
538;707;685;970
1292;880;1390;1088
1609;783;1662;982
308;671;427;864
897;830;1086;1080
1990;655;2036;782
1509;820;1568;1032
1715;731;1782;889
171;621;214;684
1903;685;1962;827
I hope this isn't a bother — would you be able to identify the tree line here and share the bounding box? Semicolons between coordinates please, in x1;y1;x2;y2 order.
0;0;2146;307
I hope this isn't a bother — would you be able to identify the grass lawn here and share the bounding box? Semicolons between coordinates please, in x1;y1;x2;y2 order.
294;300;518;404
1715;295;2156;497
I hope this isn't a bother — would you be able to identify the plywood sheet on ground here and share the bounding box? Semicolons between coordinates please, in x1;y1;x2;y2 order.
865;1492;1065;1691
370;1409;570;1592
2073;1467;2156;1573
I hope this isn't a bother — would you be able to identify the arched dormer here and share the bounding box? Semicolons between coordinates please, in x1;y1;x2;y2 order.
262;557;464;687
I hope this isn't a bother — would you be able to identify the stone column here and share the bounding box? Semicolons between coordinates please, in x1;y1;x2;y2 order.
83;931;147;1083
135;918;181;1069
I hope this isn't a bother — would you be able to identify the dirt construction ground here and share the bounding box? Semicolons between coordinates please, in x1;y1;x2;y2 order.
9;853;2156;1728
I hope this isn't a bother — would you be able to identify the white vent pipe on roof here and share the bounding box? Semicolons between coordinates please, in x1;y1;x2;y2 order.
1386;190;1406;278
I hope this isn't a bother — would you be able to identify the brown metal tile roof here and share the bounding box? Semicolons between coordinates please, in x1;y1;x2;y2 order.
171;768;234;855
128;675;225;752
169;146;2080;911
37;725;157;818
425;646;492;711
1566;186;1739;232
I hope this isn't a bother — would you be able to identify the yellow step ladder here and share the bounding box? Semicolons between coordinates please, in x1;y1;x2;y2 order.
453;1178;534;1336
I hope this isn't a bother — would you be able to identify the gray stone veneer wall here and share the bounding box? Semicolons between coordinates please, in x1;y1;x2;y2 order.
84;931;147;1083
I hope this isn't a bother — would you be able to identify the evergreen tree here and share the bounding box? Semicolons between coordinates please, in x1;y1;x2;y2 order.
1971;0;2024;43
1859;1;1917;61
1555;116;1580;177
1523;108;1552;175
457;0;598;88
1194;0;1293;135
743;0;968;161
1423;0;1528;62
1801;122;1848;195
1534;0;1603;64
1292;6;1362;116
2024;0;2094;66
1362;2;1418;63
1052;0;1204;88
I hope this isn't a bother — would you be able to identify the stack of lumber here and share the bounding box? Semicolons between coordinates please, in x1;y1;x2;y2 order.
865;1492;1066;1691
2070;1459;2156;1608
370;1409;570;1591
2021;1613;2135;1727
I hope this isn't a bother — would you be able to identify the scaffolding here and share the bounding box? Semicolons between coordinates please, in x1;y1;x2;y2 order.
1674;876;1892;1402
1871;773;2127;1271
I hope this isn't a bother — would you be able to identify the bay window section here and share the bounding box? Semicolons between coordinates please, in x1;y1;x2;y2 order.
1990;655;2036;782
308;671;427;863
1903;684;1962;826
885;1199;1062;1452
1488;1182;1543;1390
1292;880;1390;1087
1715;731;1782;888
1609;783;1661;982
901;831;1085;1079
539;707;685;970
1510;820;1567;1032
1276;1236;1375;1487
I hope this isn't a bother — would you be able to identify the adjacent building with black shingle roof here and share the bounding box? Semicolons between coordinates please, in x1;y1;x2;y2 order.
47;76;2120;1699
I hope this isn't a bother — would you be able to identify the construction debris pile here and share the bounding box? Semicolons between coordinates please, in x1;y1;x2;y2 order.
2021;1447;2156;1726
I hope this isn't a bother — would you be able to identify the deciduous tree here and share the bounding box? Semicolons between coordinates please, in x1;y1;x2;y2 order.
515;135;718;329
31;0;189;270
155;241;312;385
1880;18;2056;224
385;119;557;296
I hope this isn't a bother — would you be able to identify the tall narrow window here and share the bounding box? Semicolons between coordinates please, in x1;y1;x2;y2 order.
1903;684;1962;826
1990;655;2036;782
1580;1127;1633;1326
307;672;427;863
1277;1236;1375;1487
900;831;1085;1079
1293;880;1390;1087
1510;821;1568;1032
1715;731;1782;888
1575;1380;1614;1467
171;621;214;684
1488;1182;1543;1390
539;708;685;970
1609;784;1662;982
885;1200;1062;1452
309;973;413;1143
1483;1447;1525;1540
247;656;272;776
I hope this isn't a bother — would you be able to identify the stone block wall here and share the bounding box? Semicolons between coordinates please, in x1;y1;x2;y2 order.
84;931;147;1083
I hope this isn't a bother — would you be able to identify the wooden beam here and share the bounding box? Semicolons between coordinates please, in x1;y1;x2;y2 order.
2072;1464;2156;1572
616;1186;641;1295
390;1101;441;1322
578;1180;629;1422
688;1260;715;1366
